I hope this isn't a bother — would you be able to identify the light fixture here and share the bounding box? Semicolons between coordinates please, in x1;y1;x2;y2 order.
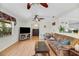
27;3;48;10
34;23;38;27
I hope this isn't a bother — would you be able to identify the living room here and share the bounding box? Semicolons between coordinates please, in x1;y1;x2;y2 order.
0;3;79;56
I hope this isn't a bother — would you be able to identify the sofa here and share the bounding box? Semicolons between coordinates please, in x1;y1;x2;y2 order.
44;33;79;56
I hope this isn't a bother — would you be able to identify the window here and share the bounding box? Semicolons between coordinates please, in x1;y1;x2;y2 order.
0;20;12;37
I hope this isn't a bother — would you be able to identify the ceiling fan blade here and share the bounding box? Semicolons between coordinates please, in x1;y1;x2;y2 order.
38;18;44;21
34;15;38;19
27;3;31;9
39;18;44;19
40;3;48;8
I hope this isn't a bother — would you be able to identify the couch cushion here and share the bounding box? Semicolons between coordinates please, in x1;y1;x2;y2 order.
60;39;70;45
49;37;56;41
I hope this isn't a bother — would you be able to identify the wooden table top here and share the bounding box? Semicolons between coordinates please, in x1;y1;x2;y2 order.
35;41;49;52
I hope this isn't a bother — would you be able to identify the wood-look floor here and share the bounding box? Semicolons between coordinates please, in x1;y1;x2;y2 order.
0;36;56;56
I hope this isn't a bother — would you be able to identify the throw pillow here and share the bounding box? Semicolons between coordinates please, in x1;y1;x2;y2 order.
49;37;55;41
60;39;70;45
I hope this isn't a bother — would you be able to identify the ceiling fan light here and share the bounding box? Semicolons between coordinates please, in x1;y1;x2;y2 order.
40;3;48;8
34;24;38;27
27;3;48;10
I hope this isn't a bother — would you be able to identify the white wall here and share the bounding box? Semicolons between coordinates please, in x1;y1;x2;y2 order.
0;21;18;52
58;8;79;30
24;19;59;39
1;4;79;52
0;6;28;52
0;18;29;52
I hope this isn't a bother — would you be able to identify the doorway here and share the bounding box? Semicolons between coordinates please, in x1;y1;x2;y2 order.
32;29;39;36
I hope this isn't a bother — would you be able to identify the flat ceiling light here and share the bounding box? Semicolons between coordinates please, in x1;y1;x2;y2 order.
34;24;38;27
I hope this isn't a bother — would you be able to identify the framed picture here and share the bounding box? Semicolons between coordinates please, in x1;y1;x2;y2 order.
0;20;12;37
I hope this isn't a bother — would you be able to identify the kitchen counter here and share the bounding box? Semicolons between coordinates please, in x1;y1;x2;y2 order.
55;32;79;39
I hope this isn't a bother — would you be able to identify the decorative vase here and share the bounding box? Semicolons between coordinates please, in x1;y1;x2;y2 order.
74;44;79;51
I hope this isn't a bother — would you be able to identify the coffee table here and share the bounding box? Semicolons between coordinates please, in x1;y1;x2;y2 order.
35;41;50;56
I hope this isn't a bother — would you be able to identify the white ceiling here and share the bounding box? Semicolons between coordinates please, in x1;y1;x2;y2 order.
0;3;79;20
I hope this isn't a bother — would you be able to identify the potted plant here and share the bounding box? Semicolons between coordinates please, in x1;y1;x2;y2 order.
59;25;65;32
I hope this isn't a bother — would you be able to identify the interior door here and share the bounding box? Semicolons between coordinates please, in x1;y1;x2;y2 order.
32;29;39;36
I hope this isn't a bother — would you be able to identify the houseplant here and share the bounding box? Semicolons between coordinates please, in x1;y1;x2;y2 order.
59;25;65;32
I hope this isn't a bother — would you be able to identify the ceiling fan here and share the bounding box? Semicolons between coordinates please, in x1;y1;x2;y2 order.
32;15;44;22
27;3;48;10
32;15;56;22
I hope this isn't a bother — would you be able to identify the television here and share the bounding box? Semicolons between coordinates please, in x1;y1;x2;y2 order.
20;27;30;33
